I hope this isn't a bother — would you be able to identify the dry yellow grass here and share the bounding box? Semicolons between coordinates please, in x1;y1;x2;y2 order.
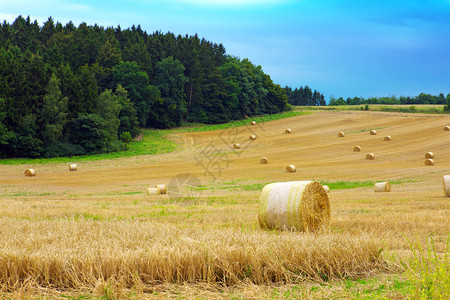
1;110;450;297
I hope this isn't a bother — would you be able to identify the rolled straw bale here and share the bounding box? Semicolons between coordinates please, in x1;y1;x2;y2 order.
322;185;330;193
285;128;292;134
338;132;345;137
384;135;391;141
374;181;391;192
424;159;434;166
444;126;450;131
260;157;269;164
156;184;167;195
353;146;361;152
249;135;256;140
69;164;77;171
425;152;434;159
250;121;256;126
366;153;375;160
443;175;450;197
147;187;159;195
258;181;330;232
286;165;296;173
370;130;377;135
24;169;36;177
233;143;241;149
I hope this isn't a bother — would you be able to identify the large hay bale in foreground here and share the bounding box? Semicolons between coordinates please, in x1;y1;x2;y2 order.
425;152;434;159
69;164;77;171
353;146;361;152
249;135;256;140
250;120;256;126
260;157;268;164
384;136;391;141
424;159;434;166
258;181;330;232
24;169;36;177
445;126;450;131
443;175;450;197
285;128;292;134
233;143;241;149
370;130;377;135
338;132;345;137
286;165;296;173
374;182;391;192
366;153;375;160
156;184;167;195
147;188;159;195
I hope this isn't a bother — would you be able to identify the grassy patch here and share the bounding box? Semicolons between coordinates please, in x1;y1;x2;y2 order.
0;129;177;165
0;109;309;165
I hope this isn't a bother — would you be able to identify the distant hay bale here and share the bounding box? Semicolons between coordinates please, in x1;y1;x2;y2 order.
250;121;256;126
384;136;391;141
338;132;345;137
147;187;159;195
322;185;330;193
424;159;434;166
69;164;77;171
366;153;375;160
156;184;167;195
260;157;269;164
370;130;377;135
249;135;256;140
285;128;292;134
258;181;330;232
443;175;450;197
353;146;361;152
286;165;296;173
24;169;36;177
233;143;241;149
444;126;450;131
425;152;434;159
374;181;391;192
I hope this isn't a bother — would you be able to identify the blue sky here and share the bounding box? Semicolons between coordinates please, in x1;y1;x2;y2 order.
1;0;450;100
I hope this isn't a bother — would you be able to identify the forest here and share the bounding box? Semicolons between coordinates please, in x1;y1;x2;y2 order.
0;16;290;158
330;93;450;106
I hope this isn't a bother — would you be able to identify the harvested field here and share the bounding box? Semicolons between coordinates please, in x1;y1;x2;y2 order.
0;110;449;298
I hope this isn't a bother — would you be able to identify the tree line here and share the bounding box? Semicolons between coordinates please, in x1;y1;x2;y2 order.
329;93;450;106
0;16;290;158
284;86;326;106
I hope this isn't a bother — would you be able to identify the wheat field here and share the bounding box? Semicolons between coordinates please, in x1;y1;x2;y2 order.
0;110;449;298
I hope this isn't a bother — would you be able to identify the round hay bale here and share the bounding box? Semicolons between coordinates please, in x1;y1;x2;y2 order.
444;126;450;131
249;135;256;140
24;169;36;177
366;153;375;160
285;128;292;134
260;157;269;164
250;121;256;126
374;181;391;192
384;135;391;141
338;132;345;137
425;152;434;159
233;143;241;149
147;187;159;195
258;181;330;232
156;184;167;195
370;130;377;135
69;164;77;171
443;175;450;197
286;165;296;173
424;159;434;166
322;185;330;193
353;146;361;152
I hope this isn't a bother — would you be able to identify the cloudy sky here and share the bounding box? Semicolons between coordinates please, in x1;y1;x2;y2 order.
1;0;450;100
